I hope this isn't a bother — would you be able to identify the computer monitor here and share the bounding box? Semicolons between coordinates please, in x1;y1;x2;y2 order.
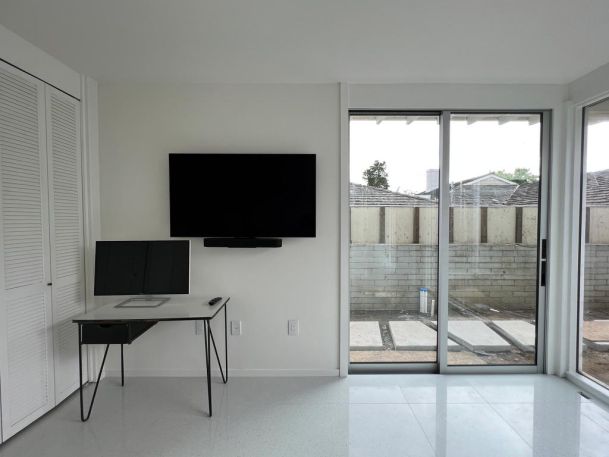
94;240;190;297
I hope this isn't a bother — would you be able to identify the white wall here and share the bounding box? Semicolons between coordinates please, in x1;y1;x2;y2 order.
99;83;340;376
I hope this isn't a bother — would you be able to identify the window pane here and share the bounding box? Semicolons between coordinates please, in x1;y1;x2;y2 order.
349;114;439;364
448;113;541;366
580;98;609;386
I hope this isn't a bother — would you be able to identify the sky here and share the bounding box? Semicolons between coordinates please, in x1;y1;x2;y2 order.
587;122;609;173
350;115;609;194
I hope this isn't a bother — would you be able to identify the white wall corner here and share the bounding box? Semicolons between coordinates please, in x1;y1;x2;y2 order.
0;24;81;99
545;101;573;376
339;82;350;377
568;61;609;106
80;75;102;381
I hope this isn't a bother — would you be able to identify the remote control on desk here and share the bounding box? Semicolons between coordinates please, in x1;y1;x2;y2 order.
208;297;222;306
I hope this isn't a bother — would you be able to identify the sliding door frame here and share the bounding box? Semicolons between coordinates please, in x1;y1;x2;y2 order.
441;109;549;375
348;110;442;375
565;90;609;403
573;95;609;389
346;108;550;375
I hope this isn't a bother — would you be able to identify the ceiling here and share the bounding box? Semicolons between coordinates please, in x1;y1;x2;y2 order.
1;0;609;84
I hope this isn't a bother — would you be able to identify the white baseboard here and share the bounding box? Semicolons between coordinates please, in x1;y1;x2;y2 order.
105;368;340;378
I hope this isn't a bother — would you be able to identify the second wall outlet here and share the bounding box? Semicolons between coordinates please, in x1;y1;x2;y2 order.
231;320;242;336
288;319;299;336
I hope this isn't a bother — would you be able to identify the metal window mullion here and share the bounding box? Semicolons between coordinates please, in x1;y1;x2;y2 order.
576;106;590;375
536;110;551;373
438;111;451;372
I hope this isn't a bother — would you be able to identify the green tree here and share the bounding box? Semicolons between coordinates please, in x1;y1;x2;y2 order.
495;168;538;184
363;160;389;189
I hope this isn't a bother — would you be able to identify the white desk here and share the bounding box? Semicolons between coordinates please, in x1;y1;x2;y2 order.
73;296;229;421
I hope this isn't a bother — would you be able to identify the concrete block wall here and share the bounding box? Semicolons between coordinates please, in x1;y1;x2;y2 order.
350;244;537;312
584;244;609;310
448;244;537;310
350;245;437;311
350;206;608;313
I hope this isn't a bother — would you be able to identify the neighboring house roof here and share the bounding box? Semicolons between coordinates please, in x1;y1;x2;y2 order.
419;173;518;207
351;169;609;208
506;170;609;207
350;183;433;207
417;173;518;199
450;183;518;207
459;173;517;186
503;182;539;206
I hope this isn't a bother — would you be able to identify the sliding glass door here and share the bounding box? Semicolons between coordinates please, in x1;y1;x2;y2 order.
349;111;548;372
447;113;544;366
578;98;609;387
349;113;440;366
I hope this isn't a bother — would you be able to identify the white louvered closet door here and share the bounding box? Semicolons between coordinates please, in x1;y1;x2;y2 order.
0;62;55;440
45;87;85;404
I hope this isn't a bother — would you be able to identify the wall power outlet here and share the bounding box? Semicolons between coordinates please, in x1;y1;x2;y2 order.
231;320;242;336
288;319;299;336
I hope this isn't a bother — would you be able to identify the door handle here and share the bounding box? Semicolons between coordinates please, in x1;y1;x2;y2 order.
47;282;53;286
540;239;547;287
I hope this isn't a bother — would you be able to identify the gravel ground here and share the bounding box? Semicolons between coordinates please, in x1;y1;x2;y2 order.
350;308;536;366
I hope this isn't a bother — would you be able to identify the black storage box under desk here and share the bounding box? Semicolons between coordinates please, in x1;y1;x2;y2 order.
81;321;157;344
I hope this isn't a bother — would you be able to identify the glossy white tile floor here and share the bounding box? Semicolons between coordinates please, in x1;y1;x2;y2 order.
1;374;608;457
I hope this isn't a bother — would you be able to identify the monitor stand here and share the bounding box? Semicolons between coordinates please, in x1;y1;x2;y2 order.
115;297;170;308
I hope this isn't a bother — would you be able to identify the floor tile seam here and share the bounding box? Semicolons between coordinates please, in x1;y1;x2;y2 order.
580;408;609;433
484;400;535;450
404;402;438;454
463;382;496;405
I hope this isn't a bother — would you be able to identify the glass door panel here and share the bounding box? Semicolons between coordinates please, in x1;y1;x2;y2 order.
579;98;609;387
447;113;542;366
349;113;439;365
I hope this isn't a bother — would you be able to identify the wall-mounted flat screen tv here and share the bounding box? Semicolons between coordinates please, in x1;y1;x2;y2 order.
169;154;316;238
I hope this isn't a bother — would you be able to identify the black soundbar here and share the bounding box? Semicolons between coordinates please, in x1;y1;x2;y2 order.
203;238;282;248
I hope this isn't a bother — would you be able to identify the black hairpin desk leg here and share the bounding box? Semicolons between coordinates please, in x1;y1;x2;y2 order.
78;324;110;422
121;344;124;386
203;320;212;416
209;303;228;383
202;303;230;416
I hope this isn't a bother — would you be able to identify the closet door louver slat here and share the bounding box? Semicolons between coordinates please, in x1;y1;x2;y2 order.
46;88;85;404
0;62;55;441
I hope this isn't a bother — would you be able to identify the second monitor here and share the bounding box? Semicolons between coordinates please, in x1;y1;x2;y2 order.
94;240;190;306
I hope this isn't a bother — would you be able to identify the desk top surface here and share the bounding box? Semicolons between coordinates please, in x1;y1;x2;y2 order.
73;297;229;323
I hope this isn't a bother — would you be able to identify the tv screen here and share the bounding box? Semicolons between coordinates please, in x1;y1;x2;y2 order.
169;154;316;237
94;240;190;295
